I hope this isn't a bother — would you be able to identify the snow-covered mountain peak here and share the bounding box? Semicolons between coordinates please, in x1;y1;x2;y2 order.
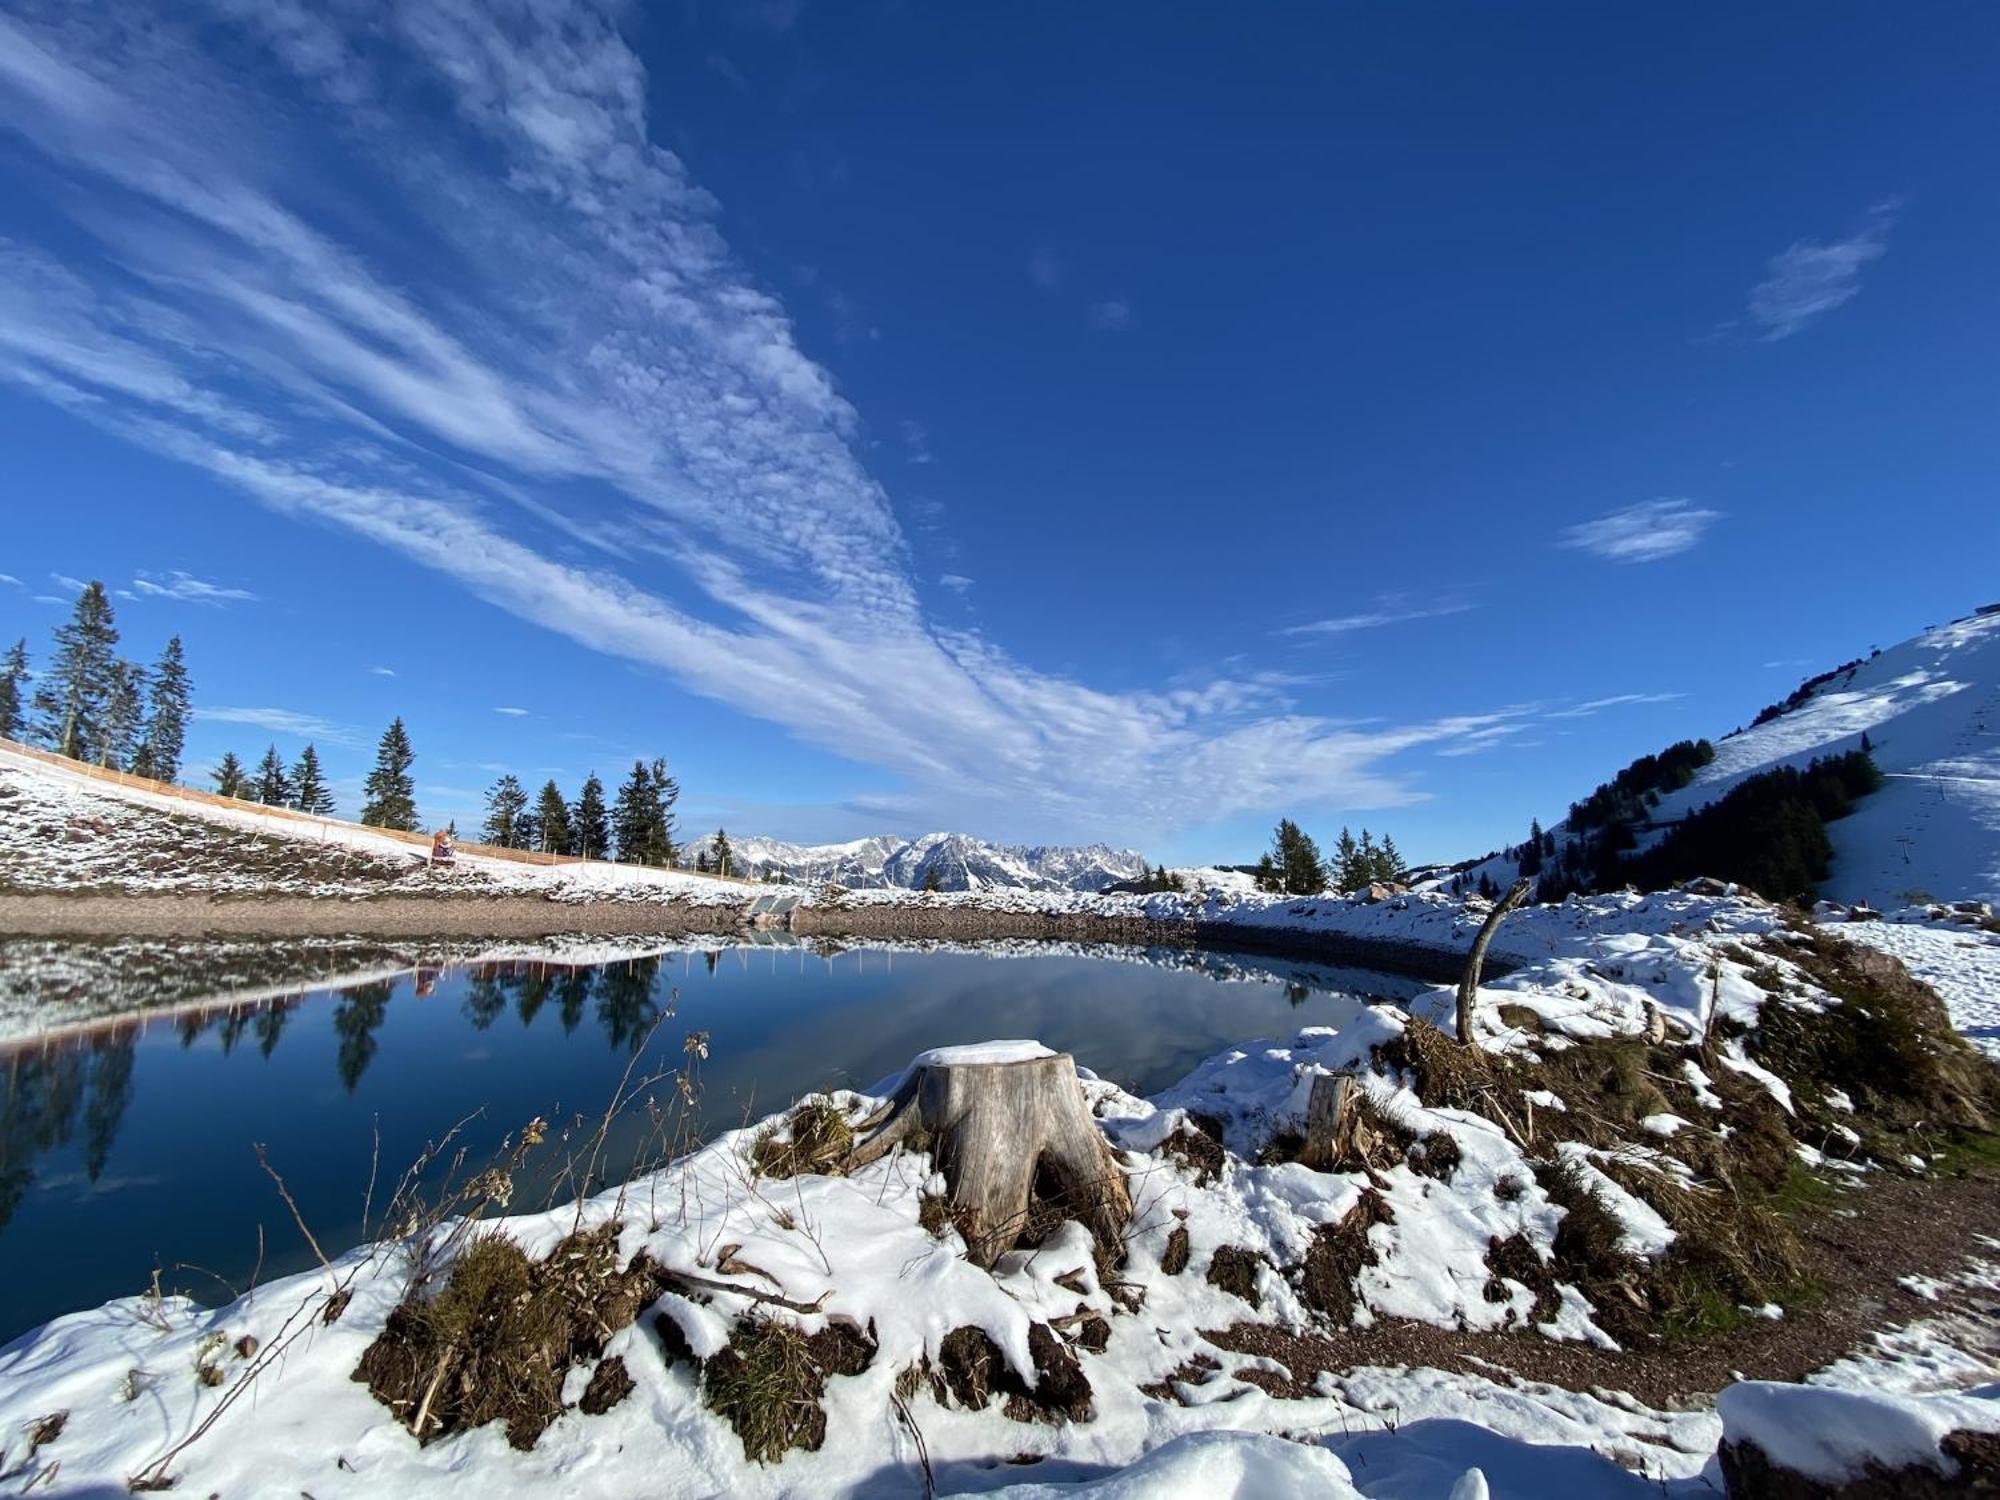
678;829;1148;892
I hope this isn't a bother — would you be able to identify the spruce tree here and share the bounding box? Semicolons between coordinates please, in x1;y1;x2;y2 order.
134;636;191;782
212;751;249;798
0;639;28;742
647;757;680;865
712;827;735;877
922;863;942;892
359;717;419;831
533;779;571;854
1334;827;1362;891
102;659;147;769
32;581;119;761
611;761;653;863
1265;818;1326;895
482;774;528;848
572;773;610;860
1375;833;1407;884
251;743;292;805
291;743;335;815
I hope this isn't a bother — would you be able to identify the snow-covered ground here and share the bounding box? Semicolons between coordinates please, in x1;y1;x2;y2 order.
1818;903;2000;1057
0;743;743;905
1432;608;2000;911
5;880;1997;1496
1656;609;2000;909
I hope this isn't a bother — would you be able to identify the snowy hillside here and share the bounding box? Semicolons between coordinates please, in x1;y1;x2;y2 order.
682;828;1149;892
1658;607;2000;906
1439;607;2000;908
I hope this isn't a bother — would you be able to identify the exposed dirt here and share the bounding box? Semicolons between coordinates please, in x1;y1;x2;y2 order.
0;891;747;939
1209;1157;2000;1410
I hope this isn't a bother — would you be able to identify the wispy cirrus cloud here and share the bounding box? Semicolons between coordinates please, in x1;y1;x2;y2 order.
1087;298;1135;332
1744;200;1899;342
194;706;350;741
0;2;1527;841
1281;596;1475;638
131;569;257;605
1560;498;1721;564
1545;691;1684;720
493;706;529;717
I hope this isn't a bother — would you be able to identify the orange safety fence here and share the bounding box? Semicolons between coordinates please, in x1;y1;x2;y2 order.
0;734;764;885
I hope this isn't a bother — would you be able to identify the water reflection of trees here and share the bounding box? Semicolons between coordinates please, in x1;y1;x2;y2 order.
0;1032;140;1236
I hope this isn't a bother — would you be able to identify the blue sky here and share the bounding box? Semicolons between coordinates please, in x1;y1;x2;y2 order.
1;2;1994;863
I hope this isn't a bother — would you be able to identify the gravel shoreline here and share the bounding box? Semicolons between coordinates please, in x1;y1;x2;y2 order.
0;890;1489;981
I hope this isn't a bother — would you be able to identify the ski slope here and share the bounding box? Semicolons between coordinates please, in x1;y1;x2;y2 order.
1651;608;2000;907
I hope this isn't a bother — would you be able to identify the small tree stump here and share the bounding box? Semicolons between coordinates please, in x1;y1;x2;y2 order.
1299;1073;1360;1171
849;1046;1132;1268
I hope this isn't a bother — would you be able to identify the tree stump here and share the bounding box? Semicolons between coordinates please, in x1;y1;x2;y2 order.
1299;1073;1376;1172
848;1046;1132;1268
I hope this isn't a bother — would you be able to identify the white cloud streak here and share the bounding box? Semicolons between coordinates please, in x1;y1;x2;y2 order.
0;1;1527;841
194;706;349;740
1746;200;1898;341
1559;499;1721;564
1282;597;1474;637
131;569;258;605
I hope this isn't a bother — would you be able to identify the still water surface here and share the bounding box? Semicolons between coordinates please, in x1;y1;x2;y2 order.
0;940;1428;1340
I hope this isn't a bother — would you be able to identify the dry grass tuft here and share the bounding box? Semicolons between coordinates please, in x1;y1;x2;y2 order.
354;1224;664;1450
751;1097;857;1179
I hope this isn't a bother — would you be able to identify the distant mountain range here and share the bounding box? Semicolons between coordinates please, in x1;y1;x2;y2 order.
677;830;1150;893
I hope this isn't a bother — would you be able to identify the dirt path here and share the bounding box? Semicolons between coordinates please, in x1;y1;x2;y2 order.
0;891;1479;979
0;891;747;938
1213;1159;2000;1408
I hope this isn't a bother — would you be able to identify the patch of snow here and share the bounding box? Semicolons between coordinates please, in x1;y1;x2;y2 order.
1717;1380;2000;1482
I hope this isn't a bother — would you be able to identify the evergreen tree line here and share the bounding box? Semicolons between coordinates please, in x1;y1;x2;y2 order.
0;581;192;782
1253;818;1409;896
210;742;336;815
481;758;679;863
1534;746;1881;905
1567;738;1716;831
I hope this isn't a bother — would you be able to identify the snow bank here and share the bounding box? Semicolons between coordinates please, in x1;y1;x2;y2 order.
983;1429;1366;1498
1718;1379;2000;1481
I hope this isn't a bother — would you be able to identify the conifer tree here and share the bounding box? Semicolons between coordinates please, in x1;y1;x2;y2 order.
291;743;335;816
102;659;147;770
133;636;191;782
533;779;572;854
695;848;712;874
572;773;610;860
32;581;119;761
1334;827;1363;891
482;774;528;848
922;863;943;892
1376;833;1407;884
359;717;419;831
712;827;735;877
0;639;28;742
212;751;249;799
647;757;680;866
253;743;292;805
1262;818;1326;895
611;760;654;863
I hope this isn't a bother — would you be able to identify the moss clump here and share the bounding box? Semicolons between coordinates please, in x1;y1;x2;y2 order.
751;1097;856;1179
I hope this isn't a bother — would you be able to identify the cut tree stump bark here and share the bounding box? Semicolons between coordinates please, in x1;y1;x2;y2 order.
1457;878;1532;1044
1299;1073;1370;1172
847;1046;1132;1268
